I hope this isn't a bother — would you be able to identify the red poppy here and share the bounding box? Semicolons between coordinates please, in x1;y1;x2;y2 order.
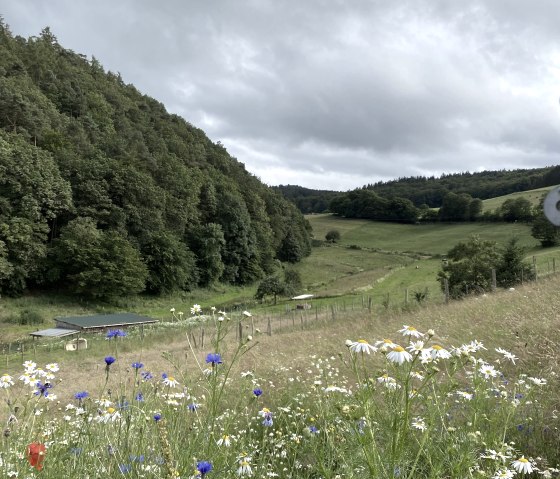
27;442;46;471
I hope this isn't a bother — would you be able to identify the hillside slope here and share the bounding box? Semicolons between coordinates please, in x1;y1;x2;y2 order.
0;23;311;297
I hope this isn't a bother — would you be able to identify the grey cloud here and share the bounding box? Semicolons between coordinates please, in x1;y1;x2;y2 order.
2;0;560;190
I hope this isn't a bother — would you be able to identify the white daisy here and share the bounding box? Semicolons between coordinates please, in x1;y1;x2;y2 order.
511;457;534;474
428;345;452;360
528;377;547;386
492;469;514;479
495;348;518;364
237;455;253;476
387;346;412;364
348;339;377;354
411;417;427;431
398;325;424;338
45;363;59;373
0;374;14;389
375;338;397;352
479;364;499;379
216;434;231;447
406;341;425;355
162;376;180;388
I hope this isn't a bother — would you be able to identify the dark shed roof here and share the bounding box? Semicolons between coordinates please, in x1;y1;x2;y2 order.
55;313;158;329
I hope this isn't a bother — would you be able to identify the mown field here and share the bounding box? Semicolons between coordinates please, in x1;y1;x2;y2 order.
2;210;560;345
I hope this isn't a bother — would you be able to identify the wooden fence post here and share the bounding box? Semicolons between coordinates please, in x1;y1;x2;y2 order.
267;317;272;336
491;269;497;291
444;279;450;304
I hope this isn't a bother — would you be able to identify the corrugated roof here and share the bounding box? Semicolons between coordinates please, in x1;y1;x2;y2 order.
30;328;80;338
55;313;158;329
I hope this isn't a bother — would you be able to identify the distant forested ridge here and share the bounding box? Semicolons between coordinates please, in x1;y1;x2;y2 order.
0;23;311;297
365;167;560;208
271;185;339;214
276;167;560;214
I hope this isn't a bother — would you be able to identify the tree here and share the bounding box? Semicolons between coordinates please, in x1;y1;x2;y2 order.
255;275;285;305
283;268;302;297
325;230;341;243
277;229;303;263
49;217;148;299
531;212;560;247
141;231;198;294
437;235;500;299
500;198;533;222
496;238;535;287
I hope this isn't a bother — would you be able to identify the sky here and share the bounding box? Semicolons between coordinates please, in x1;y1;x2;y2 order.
2;1;560;191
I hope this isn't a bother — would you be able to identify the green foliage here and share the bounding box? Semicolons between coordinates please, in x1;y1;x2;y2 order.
438;192;482;222
50;218;148;299
499;197;534;222
255;275;285;305
8;308;44;325
438;235;538;298
325;229;341;243
141;232;198;294
438;235;501;299
330;189;419;223
283;268;303;297
531;212;560;247
0;26;311;297
496;237;535;287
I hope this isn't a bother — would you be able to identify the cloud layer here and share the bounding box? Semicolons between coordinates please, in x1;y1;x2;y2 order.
2;0;560;190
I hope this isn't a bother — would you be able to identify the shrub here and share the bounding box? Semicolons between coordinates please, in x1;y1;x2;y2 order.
325;229;341;243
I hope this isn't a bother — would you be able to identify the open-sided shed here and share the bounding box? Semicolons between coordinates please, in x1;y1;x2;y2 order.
55;312;158;332
29;313;158;339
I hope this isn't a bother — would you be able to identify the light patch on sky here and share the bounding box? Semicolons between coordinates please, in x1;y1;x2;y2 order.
1;0;560;190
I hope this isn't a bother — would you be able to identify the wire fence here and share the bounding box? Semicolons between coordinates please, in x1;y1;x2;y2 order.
1;255;559;364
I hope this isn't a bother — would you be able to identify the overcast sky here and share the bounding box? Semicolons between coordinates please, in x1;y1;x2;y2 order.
2;1;560;191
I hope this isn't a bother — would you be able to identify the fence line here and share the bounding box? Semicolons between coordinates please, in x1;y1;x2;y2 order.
2;257;559;361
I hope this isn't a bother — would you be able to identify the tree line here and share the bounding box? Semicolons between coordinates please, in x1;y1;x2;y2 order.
275;166;560;214
0;23;311;298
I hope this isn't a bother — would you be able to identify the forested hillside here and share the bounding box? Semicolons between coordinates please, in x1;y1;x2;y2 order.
276;168;560;214
366;167;560;208
0;23;311;298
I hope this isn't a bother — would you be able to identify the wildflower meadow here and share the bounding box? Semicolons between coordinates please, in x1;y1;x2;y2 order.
1;306;559;478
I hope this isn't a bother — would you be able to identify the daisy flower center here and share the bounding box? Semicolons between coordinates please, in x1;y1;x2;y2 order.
432;345;443;350
393;346;405;352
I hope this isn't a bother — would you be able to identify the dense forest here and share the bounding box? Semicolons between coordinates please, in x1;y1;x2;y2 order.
276;167;560;214
0;23;311;298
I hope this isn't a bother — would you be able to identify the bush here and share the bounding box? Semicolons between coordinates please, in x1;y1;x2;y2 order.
9;309;45;325
325;229;341;243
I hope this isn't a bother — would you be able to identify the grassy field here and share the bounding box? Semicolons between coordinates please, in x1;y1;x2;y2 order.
481;184;559;212
2;213;560;346
1;274;559;477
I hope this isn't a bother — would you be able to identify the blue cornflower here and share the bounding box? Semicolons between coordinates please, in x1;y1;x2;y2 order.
141;371;153;380
106;329;127;339
205;353;223;366
253;388;263;397
117;399;130;410
105;356;116;366
132;362;144;369
262;412;273;427
197;461;213;477
69;447;82;456
74;391;89;401
187;403;199;412
153;413;162;422
161;372;168;379
309;425;319;434
135;392;144;402
119;464;131;473
130;454;145;463
35;381;52;397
